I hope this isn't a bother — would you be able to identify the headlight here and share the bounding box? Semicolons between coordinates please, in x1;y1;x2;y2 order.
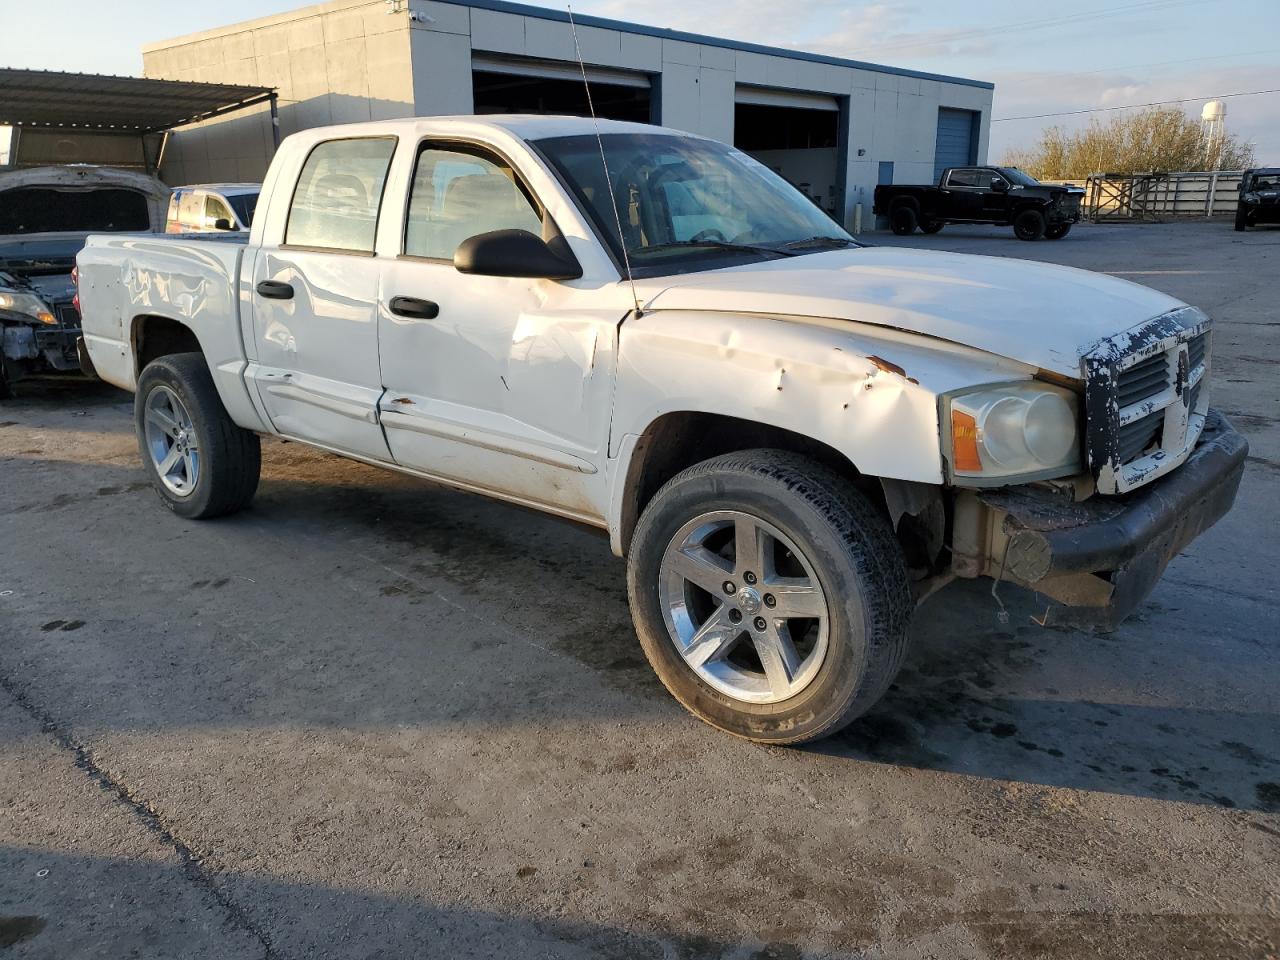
0;289;57;324
942;381;1082;485
1242;193;1260;205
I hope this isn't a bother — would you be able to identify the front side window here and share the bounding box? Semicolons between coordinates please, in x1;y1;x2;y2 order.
286;137;396;253
536;133;853;275
404;146;542;260
205;195;233;228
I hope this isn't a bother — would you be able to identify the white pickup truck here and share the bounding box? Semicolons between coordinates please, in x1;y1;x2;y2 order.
77;116;1247;744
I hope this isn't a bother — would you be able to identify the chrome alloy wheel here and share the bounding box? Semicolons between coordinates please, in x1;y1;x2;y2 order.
143;385;200;497
658;510;830;704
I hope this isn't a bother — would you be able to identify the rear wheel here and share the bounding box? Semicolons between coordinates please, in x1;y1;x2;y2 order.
920;220;945;234
627;450;913;744
890;205;919;236
1044;222;1071;240
1014;209;1046;241
135;353;260;519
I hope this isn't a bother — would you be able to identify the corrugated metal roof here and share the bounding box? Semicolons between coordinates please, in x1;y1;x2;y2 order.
0;69;274;132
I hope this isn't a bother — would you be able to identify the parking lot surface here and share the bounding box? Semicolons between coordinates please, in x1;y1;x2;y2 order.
2;220;1278;959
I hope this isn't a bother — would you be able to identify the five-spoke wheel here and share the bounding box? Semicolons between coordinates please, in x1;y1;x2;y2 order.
660;510;829;704
143;384;200;497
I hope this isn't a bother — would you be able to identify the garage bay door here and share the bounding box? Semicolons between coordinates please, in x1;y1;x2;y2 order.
934;108;978;180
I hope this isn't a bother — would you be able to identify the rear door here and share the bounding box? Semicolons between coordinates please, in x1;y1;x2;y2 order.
247;135;397;461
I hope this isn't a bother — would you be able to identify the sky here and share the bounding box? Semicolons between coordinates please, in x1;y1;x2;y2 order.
2;0;1277;163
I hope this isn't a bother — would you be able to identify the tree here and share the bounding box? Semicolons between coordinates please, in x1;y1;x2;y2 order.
1002;106;1255;180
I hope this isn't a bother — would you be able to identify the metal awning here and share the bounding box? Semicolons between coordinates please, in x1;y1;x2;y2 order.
0;68;275;133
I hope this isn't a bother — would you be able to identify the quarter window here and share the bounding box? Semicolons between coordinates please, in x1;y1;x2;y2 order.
286;137;396;253
404;146;542;260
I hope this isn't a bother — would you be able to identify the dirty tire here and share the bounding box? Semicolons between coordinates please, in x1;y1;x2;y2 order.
627;450;913;745
1013;209;1046;241
920;220;945;234
890;205;918;236
1234;208;1248;231
1044;222;1071;240
135;352;260;520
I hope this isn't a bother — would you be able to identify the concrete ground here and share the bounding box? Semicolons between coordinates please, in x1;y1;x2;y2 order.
2;219;1277;959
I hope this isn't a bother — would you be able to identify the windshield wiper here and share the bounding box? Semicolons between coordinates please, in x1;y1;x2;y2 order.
635;240;797;258
779;235;862;251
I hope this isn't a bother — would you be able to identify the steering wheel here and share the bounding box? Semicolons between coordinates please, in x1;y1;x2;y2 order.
690;228;727;243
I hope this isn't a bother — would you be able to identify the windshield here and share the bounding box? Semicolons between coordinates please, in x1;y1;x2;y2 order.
227;191;259;227
535;133;855;273
0;187;152;235
1247;172;1280;191
998;167;1041;187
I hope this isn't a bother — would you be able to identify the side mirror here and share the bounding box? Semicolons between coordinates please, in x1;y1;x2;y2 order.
454;229;582;280
991;179;1009;193
214;218;234;231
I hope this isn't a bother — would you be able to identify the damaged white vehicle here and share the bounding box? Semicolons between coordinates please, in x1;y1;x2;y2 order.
76;117;1247;743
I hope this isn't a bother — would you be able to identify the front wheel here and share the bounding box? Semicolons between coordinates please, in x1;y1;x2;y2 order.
627;451;913;744
1044;222;1071;240
135;353;261;519
1234;208;1249;231
1014;209;1046;240
920;220;945;234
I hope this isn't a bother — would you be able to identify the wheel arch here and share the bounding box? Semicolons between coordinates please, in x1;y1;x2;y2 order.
129;312;271;435
611;410;885;557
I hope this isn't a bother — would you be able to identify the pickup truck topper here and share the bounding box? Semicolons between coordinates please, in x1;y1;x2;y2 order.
76;116;1246;744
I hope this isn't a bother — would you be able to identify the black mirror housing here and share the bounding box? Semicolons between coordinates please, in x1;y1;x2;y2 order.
991;179;1009;193
454;229;582;280
214;218;234;230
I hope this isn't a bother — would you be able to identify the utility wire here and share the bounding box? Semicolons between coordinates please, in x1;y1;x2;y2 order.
993;87;1280;122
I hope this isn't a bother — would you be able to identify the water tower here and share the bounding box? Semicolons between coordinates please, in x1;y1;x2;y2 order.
1202;100;1227;167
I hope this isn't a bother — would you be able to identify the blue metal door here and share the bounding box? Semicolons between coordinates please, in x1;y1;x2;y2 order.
934;108;977;181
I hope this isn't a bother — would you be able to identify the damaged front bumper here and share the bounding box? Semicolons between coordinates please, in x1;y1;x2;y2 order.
958;410;1247;627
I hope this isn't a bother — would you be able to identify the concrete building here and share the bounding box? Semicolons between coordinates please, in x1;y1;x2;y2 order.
142;0;993;227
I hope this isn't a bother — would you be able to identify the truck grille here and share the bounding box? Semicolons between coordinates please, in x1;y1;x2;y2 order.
1083;307;1211;494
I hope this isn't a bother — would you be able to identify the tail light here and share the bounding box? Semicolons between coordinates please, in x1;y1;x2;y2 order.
71;264;80;313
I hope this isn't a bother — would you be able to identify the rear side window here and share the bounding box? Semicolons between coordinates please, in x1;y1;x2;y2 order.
286;137;396;253
947;169;981;187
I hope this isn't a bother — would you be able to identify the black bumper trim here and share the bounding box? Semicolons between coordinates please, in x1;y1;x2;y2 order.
980;410;1248;618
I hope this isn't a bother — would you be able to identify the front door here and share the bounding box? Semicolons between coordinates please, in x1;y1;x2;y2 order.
376;142;618;521
248;135;397;462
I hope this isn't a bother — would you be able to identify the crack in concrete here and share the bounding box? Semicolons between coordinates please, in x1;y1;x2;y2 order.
0;672;279;960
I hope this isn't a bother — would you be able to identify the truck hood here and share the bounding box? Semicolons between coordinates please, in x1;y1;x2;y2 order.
637;247;1185;377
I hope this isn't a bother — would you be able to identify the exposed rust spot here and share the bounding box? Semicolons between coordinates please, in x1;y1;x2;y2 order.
391;397;414;405
868;355;908;378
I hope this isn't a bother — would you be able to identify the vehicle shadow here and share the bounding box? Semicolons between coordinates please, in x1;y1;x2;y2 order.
4;386;1277;811
0;845;797;960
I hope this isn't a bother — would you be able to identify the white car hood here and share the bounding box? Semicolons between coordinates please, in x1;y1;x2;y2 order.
636;247;1186;377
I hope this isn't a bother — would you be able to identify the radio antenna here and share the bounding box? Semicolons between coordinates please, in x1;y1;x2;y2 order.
567;5;642;318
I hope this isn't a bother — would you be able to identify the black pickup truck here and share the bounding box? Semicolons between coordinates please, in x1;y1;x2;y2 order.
874;166;1084;241
1235;168;1280;231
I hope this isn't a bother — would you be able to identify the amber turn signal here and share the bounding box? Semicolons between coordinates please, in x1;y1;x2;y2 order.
951;410;982;473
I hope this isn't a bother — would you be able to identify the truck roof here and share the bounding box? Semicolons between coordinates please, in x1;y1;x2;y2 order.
287;114;703;146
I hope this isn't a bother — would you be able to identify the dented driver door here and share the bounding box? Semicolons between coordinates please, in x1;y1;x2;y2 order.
375;142;617;523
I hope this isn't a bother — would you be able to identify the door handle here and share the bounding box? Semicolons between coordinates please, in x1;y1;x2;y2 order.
389;296;440;320
256;280;294;300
